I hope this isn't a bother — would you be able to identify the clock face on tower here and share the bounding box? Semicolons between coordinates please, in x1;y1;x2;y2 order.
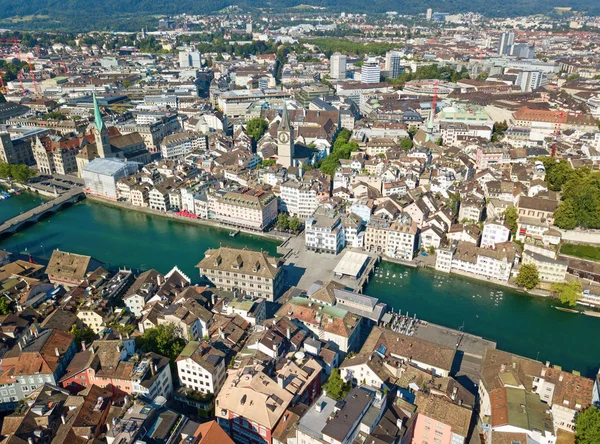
279;133;289;143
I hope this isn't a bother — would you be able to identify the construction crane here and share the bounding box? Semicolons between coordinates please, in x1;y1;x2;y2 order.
17;71;25;95
426;80;439;142
13;37;21;59
27;57;38;94
551;110;565;157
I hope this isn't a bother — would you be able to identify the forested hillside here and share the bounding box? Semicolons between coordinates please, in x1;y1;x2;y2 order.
1;0;599;31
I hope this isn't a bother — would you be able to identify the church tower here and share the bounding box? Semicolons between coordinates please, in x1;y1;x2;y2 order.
93;93;111;158
277;102;294;168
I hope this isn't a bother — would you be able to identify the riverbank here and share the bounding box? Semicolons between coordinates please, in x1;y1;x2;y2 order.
86;194;289;243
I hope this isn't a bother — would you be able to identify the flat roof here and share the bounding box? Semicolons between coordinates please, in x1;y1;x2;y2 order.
334;251;370;278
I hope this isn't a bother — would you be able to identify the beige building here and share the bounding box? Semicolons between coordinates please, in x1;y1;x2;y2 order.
212;189;278;231
32;136;80;175
196;247;284;302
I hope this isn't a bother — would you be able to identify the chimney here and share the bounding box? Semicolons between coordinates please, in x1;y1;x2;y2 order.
81;341;86;352
61;414;66;424
55;347;60;357
286;327;291;340
541;367;546;377
150;362;157;376
277;375;284;388
396;418;403;429
559;373;564;382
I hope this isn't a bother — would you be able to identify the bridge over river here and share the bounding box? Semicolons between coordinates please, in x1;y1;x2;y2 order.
0;189;85;237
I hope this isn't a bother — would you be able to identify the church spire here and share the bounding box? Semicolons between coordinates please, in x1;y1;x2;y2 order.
280;101;291;132
93;93;106;133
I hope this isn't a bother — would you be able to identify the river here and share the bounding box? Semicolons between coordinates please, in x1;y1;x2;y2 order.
0;187;47;223
1;195;599;377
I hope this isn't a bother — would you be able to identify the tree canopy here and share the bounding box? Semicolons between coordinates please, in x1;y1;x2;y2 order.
575;406;600;444
323;368;350;401
137;323;186;361
246;118;269;141
503;206;518;238
320;129;357;176
551;280;582;307
0;162;36;183
515;264;539;290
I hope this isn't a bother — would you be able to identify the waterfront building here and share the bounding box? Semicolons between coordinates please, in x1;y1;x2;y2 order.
46;250;101;289
437;241;519;281
304;207;345;255
212;188;278;231
330;52;347;80
521;250;568;283
0;329;76;411
196;247;284;302
385;216;419;261
83;157;140;200
176;341;226;395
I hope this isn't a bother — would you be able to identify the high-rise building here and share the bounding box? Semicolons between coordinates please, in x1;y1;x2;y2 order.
426;8;433;21
511;43;536;59
497;32;515;55
385;50;403;78
361;57;381;84
330;52;347;80
517;71;545;92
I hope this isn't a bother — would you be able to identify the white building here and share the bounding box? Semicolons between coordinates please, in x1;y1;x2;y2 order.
437;241;518;281
330;52;347;80
279;179;320;219
361;58;381;84
480;221;511;249
305;207;345;255
179;50;202;68
160;131;207;160
82;158;139;200
176;341;226;395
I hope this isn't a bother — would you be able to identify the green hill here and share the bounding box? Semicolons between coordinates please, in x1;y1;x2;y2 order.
0;0;598;31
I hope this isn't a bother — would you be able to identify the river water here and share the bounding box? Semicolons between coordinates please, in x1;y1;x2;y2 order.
1;195;599;377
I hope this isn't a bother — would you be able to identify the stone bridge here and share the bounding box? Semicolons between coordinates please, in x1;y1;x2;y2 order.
0;189;86;238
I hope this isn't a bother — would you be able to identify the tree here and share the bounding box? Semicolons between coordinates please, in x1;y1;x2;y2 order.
277;213;289;230
575;406;600;444
246;118;268;141
261;159;276;167
554;200;578;230
435;137;443;146
400;137;413;151
137;324;185;361
407;126;417;139
0;297;11;315
503;206;518;238
70;325;96;348
323;368;350;400
0;162;36;182
551;280;582;307
288;216;301;232
477;71;489;81
515;264;539;290
491;120;508;142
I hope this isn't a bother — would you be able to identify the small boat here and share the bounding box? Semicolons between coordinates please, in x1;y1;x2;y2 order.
555;307;580;314
229;230;239;237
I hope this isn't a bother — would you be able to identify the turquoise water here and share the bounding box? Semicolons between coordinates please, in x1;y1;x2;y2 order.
0;187;47;224
1;196;599;377
0;199;279;279
366;262;600;377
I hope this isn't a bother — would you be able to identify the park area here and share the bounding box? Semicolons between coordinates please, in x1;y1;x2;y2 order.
560;243;600;262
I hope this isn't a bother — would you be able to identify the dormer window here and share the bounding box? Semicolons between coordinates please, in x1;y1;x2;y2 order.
214;255;222;266
232;255;243;270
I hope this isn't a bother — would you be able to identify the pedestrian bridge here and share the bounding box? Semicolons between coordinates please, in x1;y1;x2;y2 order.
0;189;86;238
